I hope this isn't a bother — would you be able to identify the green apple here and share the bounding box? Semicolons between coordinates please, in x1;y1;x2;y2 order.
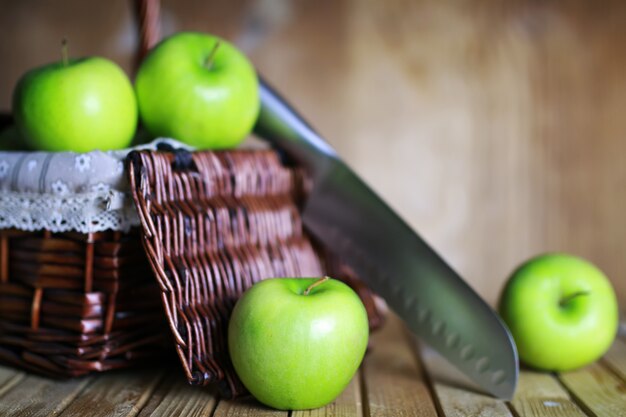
134;32;259;149
12;53;137;152
498;253;618;371
228;277;369;410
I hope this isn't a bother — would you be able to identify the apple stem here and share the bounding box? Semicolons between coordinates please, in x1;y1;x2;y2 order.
303;276;330;296
61;38;69;67
559;291;589;307
204;41;221;70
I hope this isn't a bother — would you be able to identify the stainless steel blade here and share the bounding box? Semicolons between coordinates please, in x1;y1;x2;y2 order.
254;77;519;399
303;162;518;399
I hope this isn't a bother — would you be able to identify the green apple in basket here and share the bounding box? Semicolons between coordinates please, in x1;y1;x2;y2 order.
498;253;618;371
12;40;137;152
228;277;369;410
134;32;259;149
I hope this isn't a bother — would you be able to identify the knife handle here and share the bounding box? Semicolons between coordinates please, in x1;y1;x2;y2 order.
254;76;338;171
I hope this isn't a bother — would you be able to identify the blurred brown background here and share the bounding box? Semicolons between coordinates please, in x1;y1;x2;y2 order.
0;0;625;305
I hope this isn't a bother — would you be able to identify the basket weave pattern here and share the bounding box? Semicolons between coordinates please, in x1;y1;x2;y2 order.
127;148;379;398
0;229;170;376
0;146;382;393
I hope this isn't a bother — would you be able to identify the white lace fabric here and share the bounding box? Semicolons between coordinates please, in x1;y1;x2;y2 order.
0;189;138;233
0;139;190;233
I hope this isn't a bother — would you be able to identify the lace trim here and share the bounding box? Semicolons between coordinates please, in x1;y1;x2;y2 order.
0;190;140;233
0;138;197;234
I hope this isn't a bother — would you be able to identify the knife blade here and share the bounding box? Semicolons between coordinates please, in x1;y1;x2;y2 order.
253;77;519;399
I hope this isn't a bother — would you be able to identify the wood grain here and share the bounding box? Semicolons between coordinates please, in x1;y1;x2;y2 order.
1;322;626;415
604;337;626;382
419;346;512;417
213;397;288;417
510;371;586;417
0;366;25;397
558;362;626;417
58;369;163;417
292;373;363;417
0;373;91;417
361;315;438;417
433;384;513;417
137;373;217;417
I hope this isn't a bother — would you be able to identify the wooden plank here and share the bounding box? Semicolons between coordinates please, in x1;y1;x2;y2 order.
418;346;512;417
0;365;25;397
213;397;288;417
604;337;626;381
137;374;217;417
558;362;626;417
510;371;586;417
433;384;512;417
361;314;438;417
58;368;163;417
292;372;362;417
0;373;91;417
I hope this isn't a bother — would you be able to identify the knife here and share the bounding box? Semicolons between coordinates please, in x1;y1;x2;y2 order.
253;77;519;399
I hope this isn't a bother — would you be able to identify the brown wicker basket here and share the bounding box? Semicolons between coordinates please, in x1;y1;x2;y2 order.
0;144;382;395
0;229;170;377
0;0;384;399
126;147;382;398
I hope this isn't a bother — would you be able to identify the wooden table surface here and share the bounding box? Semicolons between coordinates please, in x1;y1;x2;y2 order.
1;315;624;417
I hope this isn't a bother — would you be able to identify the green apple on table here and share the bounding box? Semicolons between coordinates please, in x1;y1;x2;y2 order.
12;41;137;152
498;253;618;371
228;277;369;410
135;32;259;149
